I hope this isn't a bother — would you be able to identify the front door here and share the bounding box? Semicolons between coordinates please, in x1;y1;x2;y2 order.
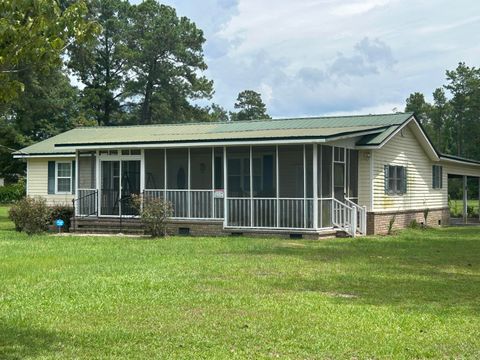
101;161;120;216
100;160;140;216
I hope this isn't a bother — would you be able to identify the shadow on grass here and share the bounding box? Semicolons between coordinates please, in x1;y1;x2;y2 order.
238;227;480;313
0;323;67;359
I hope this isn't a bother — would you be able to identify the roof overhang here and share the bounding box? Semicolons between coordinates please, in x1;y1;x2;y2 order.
439;154;480;167
13;153;75;159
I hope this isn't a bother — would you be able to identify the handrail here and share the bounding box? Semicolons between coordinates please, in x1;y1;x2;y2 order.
332;198;355;237
73;190;98;217
72;189;98;232
345;198;367;235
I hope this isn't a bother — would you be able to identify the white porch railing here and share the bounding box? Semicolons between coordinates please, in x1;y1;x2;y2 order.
143;189;223;220
333;198;359;237
226;198;314;229
332;199;366;237
345;198;367;235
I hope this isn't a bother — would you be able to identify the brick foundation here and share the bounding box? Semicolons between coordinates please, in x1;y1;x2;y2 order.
165;219;225;237
366;207;450;235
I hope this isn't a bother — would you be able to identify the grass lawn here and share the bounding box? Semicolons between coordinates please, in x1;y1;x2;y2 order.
0;206;479;359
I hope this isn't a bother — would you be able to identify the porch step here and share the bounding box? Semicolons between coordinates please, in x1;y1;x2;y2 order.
72;217;144;235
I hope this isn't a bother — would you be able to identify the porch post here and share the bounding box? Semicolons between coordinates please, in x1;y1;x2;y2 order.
211;147;215;218
140;149;145;193
303;145;307;229
223;146;227;227
96;150;100;216
140;149;145;213
75;150;79;215
313;144;318;229
250;145;253;227
188;148;191;218
276;145;279;228
164;149;167;200
463;175;468;224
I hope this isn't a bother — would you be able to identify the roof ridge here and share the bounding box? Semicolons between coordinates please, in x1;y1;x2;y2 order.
73;112;413;130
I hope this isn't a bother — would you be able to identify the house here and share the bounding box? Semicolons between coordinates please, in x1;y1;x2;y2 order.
13;112;480;237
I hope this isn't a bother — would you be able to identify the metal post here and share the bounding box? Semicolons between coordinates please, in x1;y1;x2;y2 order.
313;144;318;229
463;175;468;224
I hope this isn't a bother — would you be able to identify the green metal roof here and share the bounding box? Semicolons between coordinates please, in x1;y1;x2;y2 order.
15;112;414;155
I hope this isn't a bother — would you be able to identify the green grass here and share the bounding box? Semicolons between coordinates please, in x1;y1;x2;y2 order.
0;206;479;359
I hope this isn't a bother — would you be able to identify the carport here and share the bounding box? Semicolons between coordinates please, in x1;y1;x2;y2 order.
442;155;480;225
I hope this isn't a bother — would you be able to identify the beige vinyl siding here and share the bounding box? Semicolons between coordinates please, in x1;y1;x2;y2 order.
372;124;447;212
27;157;75;205
442;161;480;178
358;150;372;210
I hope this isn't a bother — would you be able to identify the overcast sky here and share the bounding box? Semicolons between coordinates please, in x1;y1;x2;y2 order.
129;0;480;117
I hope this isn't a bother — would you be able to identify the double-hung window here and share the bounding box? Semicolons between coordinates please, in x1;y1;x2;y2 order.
56;162;72;194
432;165;443;189
384;165;407;195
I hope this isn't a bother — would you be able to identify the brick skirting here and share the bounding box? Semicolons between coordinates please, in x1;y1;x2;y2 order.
366;207;450;235
165;219;225;236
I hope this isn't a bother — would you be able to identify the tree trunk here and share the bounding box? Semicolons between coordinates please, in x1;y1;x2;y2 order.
140;61;156;125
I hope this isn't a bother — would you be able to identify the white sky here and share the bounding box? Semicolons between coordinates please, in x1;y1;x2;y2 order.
129;0;480;117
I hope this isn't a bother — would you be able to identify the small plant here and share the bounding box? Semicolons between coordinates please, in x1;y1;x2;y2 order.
49;205;74;231
407;219;421;229
134;195;174;237
9;197;50;235
467;205;475;218
423;208;430;228
387;215;396;235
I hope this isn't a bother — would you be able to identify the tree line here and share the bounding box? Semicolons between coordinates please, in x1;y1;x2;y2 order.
405;62;480;161
0;0;270;180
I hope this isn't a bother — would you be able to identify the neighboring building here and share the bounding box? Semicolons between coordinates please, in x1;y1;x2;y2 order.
0;178;4;187
13;112;480;236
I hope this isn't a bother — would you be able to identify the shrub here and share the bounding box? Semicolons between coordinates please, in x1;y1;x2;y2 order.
134;196;173;237
387;215;396;235
0;178;26;204
9;197;50;235
49;205;74;231
423;208;430;228
407;219;421;229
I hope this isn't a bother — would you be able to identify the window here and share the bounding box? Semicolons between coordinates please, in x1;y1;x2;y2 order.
384;165;407;195
432;165;443;189
56;162;72;193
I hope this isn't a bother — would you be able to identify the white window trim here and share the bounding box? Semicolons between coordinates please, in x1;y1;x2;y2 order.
55;161;72;194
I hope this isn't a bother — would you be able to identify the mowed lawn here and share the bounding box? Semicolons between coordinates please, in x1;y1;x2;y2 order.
0;206;479;359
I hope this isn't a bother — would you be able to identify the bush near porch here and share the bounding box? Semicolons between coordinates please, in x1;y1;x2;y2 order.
0;206;479;359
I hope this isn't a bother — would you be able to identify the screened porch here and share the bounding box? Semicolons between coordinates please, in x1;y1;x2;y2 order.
74;144;363;233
